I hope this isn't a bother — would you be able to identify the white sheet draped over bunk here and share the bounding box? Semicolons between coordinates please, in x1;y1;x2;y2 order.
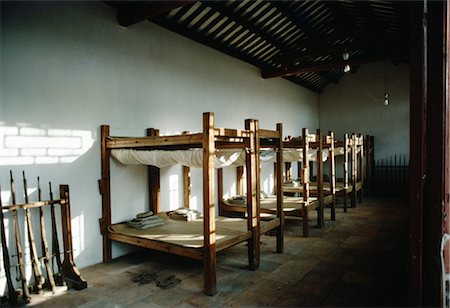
111;147;336;168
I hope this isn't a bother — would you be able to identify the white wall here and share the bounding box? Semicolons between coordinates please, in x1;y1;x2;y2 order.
0;0;319;285
319;62;410;162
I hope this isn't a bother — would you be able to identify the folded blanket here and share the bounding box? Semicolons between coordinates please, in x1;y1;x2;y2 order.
168;208;202;221
126;211;164;229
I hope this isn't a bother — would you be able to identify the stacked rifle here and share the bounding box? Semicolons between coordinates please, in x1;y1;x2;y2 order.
0;171;76;304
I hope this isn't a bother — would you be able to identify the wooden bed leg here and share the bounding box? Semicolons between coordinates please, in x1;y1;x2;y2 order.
303;206;309;237
100;125;112;263
344;191;348;213
245;119;260;270
60;185;87;290
276;123;284;253
202;112;217;296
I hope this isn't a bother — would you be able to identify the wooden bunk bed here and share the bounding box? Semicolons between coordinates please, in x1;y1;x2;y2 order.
351;133;364;206
217;121;284;250
281;128;336;231
332;133;353;211
99;112;273;296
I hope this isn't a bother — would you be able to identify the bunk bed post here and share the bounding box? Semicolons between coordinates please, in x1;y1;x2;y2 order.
343;134;349;212
100;125;112;262
351;133;357;208
217;168;223;216
183;166;191;208
316;129;324;228
245;119;260;270
59;185;87;290
202;112;217;296
182;131;191;209
358;134;364;203
364;135;371;196
276;123;284;253
302;128;310;237
146;128;161;213
273;163;277;193
329;131;336;221
236;166;244;195
285;162;292;181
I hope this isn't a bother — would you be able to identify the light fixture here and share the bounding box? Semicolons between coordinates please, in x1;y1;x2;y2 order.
384;62;389;106
343;52;350;73
344;64;351;73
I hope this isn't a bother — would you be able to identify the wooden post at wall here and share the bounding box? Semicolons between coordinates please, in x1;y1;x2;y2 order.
276;123;284;253
100;125;112;263
245;119;260;270
147;128;161;214
202;112;216;296
183;166;191;209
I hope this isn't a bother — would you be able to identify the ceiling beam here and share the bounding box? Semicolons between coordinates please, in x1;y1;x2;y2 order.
117;1;195;27
261;55;402;79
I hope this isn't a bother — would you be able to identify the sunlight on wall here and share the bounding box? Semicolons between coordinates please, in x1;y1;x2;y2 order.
169;174;179;210
262;174;274;195
0;125;94;166
72;211;85;259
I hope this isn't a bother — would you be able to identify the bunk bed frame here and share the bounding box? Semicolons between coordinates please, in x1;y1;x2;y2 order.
99;112;266;296
351;133;364;206
217;121;285;251
334;134;353;211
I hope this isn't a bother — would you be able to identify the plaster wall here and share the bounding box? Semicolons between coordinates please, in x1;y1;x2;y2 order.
319;62;410;163
0;0;319;284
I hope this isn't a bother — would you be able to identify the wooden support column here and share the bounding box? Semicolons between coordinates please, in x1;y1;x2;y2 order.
276;123;284;253
147;128;161;214
217;168;223;216
236;166;244;195
351;134;357;208
358;134;364;203
316;129;324;228
183;166;191;209
100;125;112;262
245;119;260;270
343;134;349;212
202;112;216;296
328;131;336;221
60;185;87;290
302;128;310;237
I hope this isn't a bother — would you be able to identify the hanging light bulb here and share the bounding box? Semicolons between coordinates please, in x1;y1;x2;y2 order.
342;52;349;61
383;62;389;106
344;64;351;73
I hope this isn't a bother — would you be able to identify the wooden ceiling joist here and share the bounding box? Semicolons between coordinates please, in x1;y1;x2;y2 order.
262;55;399;79
117;1;195;27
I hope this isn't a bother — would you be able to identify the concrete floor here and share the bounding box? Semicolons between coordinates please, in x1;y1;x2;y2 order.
12;198;409;307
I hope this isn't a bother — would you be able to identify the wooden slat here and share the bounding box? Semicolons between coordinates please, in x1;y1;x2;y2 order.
259;129;280;139
1;199;64;211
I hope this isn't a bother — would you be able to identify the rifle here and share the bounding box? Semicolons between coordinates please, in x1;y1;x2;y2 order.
49;182;65;286
22;171;44;293
10;171;31;301
0;184;18;304
37;177;56;292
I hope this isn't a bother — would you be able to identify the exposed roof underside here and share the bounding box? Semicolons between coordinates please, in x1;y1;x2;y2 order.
107;1;410;93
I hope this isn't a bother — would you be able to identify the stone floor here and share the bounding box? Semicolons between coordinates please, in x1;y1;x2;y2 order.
10;198;409;307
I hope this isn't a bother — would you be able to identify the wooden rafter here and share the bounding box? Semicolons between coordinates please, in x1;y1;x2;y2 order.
262;54;402;79
116;1;195;27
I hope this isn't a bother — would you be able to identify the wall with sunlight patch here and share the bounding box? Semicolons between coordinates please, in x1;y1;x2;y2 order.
0;0;319;285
